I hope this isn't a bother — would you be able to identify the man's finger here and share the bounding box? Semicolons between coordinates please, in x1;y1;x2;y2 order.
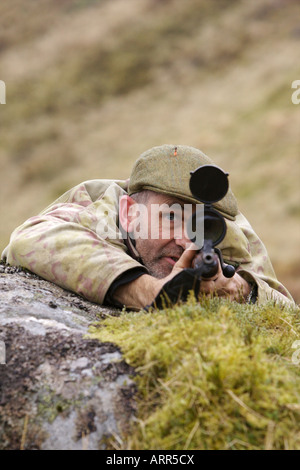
200;280;217;294
175;248;199;269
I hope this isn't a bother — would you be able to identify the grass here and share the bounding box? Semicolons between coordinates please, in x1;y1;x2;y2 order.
90;296;300;450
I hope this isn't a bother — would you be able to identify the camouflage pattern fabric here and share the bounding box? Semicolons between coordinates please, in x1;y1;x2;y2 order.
1;179;295;307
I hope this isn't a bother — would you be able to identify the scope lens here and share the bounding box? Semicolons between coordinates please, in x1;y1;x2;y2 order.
203;210;225;245
189;165;229;203
187;207;226;248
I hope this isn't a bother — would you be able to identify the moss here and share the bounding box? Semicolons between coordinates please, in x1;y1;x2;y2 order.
36;387;81;424
89;297;300;450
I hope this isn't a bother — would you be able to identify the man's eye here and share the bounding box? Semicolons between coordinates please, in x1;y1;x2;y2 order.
162;212;179;221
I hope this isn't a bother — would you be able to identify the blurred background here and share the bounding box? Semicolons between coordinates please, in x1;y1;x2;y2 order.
0;0;299;301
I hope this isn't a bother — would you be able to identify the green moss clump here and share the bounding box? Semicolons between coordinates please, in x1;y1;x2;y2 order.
89;297;300;450
36;388;80;424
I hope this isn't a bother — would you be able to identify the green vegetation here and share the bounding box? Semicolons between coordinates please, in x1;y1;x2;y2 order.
37;388;78;424
90;297;300;450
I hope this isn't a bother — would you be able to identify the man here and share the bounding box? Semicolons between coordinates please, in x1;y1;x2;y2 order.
1;145;295;310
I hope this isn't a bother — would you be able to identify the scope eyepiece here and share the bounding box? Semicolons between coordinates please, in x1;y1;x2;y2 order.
187;206;227;248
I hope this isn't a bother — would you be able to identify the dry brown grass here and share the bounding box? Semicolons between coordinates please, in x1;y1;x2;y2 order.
0;0;299;300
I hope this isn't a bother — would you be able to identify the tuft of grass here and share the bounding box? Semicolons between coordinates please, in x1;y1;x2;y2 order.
89;296;300;450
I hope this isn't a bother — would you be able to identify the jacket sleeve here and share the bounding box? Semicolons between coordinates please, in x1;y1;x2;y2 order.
224;212;296;307
2;181;147;305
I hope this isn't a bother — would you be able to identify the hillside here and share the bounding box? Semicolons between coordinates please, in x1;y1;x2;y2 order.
0;0;299;300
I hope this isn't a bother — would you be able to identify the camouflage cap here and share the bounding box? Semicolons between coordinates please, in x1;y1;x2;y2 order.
128;144;238;220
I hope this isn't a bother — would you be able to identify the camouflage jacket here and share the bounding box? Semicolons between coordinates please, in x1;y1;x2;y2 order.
2;179;295;308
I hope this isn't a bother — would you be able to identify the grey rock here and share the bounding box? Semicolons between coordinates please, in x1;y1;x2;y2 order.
0;263;136;450
70;357;90;370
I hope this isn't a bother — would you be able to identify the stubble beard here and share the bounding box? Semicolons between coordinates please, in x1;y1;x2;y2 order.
136;244;184;279
142;256;172;279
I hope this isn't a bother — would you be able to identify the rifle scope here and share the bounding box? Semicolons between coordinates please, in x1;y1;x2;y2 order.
187;165;229;248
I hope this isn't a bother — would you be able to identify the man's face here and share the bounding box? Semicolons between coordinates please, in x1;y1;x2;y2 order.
131;192;196;279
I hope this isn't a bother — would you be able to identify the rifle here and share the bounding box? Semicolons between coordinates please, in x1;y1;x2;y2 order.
148;165;236;309
187;164;236;279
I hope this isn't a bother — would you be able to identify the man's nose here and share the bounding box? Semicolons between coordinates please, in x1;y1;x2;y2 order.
174;233;191;250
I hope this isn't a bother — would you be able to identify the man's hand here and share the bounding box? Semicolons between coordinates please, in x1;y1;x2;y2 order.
113;249;251;309
113;247;199;309
199;260;251;302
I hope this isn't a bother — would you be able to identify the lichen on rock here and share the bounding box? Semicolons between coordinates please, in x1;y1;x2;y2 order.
0;262;136;450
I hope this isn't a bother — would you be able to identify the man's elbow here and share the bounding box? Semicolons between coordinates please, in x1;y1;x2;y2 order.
2;226;36;269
